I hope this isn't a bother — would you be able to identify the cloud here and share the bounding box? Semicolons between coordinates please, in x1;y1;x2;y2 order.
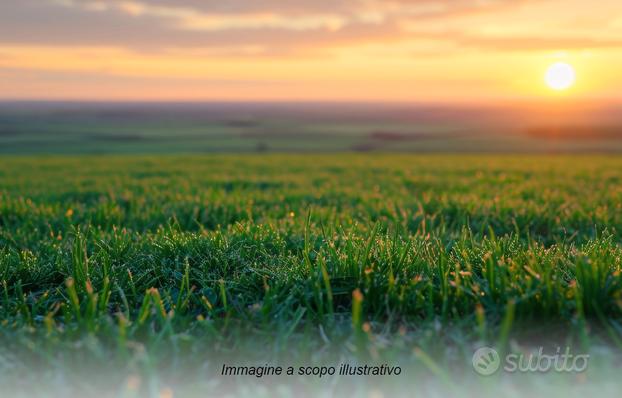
64;0;499;16
0;1;523;45
458;35;622;51
0;0;620;56
0;0;391;54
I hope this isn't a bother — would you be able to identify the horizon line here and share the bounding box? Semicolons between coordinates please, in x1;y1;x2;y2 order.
1;98;620;108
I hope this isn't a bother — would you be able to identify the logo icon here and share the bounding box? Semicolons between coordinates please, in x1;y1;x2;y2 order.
472;347;500;376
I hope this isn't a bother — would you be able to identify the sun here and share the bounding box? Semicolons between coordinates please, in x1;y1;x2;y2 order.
545;62;576;91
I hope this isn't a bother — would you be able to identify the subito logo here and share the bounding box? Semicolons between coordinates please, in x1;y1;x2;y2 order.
472;347;500;376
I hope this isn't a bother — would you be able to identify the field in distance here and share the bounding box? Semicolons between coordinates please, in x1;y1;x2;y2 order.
1;101;622;153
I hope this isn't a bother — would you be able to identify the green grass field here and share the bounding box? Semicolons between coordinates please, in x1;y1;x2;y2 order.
1;154;622;396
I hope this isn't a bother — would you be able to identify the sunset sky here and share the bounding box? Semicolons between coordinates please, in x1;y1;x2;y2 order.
0;0;620;102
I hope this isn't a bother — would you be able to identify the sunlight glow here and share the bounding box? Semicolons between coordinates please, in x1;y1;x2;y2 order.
545;62;576;91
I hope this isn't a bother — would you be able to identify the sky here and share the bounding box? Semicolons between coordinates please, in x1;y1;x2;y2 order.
0;0;620;102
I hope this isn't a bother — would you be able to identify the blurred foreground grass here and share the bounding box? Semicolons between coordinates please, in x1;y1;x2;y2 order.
1;154;621;396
